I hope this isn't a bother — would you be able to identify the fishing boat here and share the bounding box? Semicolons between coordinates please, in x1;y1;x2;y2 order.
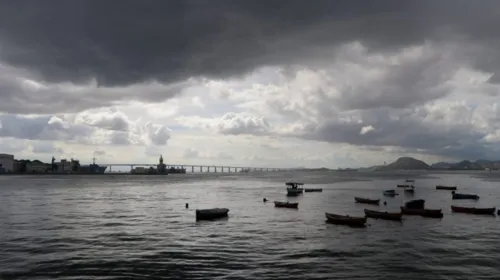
383;190;398;196
451;205;496;215
397;184;411;188
304;188;323;192
325;213;367;227
354;197;380;205
436;185;457;190
286;182;304;196
195;208;229;221
405;179;415;183
404;199;425;209
364;209;403;221
274;201;299;208
400;207;443;218
451;192;479;200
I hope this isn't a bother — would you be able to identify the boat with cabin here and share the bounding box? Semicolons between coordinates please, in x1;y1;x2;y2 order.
286;182;304;196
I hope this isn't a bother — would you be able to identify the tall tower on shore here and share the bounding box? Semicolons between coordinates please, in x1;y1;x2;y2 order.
158;154;166;174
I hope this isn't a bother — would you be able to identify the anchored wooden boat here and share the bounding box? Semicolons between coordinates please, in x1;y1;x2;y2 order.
404;186;415;193
436;185;457;190
195;208;229;221
383;190;398;196
325;213;367;227
354;197;380;205
451;192;479;200
397;184;411;188
274;201;299;208
400;207;443;218
404;199;425;209
451;205;496;215
405;179;415;183
364;209;402;221
304;188;323;192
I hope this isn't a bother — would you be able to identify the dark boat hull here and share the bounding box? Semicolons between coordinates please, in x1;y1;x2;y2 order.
364;209;402;221
397;184;411;188
436;185;457;190
354;197;380;205
451;206;495;215
304;188;323;192
452;193;479;200
325;213;367;227
405;199;425;209
400;207;443;218
274;201;299;208
195;208;229;221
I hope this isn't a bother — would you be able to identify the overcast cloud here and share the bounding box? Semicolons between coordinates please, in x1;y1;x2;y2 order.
1;0;500;166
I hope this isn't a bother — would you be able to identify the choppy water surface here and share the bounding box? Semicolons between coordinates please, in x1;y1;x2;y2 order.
1;171;499;279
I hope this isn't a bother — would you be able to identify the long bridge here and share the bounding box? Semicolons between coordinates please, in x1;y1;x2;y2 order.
105;163;292;173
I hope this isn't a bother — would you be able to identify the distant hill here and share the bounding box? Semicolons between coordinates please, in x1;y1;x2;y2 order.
376;157;430;171
430;159;500;170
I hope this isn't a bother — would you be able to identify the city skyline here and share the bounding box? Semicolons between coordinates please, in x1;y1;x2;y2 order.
1;1;500;168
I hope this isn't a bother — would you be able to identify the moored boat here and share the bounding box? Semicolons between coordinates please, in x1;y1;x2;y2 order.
304;188;323;192
451;205;496;215
383;190;398;196
397;184;411;188
325;213;367;227
274;201;299;208
451;192;479;200
436;185;457;190
364;209;403;221
354;197;380;205
404;199;425;209
195;208;229;221
400;207;443;218
404;186;415;193
405;179;415;183
286;182;304;196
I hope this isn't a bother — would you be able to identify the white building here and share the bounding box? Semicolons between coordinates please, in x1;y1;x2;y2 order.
0;153;15;172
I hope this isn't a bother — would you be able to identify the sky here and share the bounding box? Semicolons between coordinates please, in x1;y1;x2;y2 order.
1;0;500;168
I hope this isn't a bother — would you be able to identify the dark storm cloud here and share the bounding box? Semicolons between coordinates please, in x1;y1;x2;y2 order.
1;0;500;87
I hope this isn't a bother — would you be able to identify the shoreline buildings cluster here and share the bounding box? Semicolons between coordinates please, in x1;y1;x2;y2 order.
0;154;186;175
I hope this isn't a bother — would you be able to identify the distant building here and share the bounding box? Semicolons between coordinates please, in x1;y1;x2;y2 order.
0;153;15;172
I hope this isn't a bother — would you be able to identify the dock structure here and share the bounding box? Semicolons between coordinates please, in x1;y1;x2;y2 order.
105;163;288;173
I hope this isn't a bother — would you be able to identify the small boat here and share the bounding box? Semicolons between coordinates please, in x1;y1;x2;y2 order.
451;192;479;200
304;188;323;192
400;207;443;218
286;182;304;196
436;185;457;190
325;213;367;227
354;197;380;205
397;184;411;188
451;205;496;215
383;190;398;196
405;179;415;183
364;209;403;221
274;201;299;208
404;199;425;209
404;186;415;193
195;208;229;221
